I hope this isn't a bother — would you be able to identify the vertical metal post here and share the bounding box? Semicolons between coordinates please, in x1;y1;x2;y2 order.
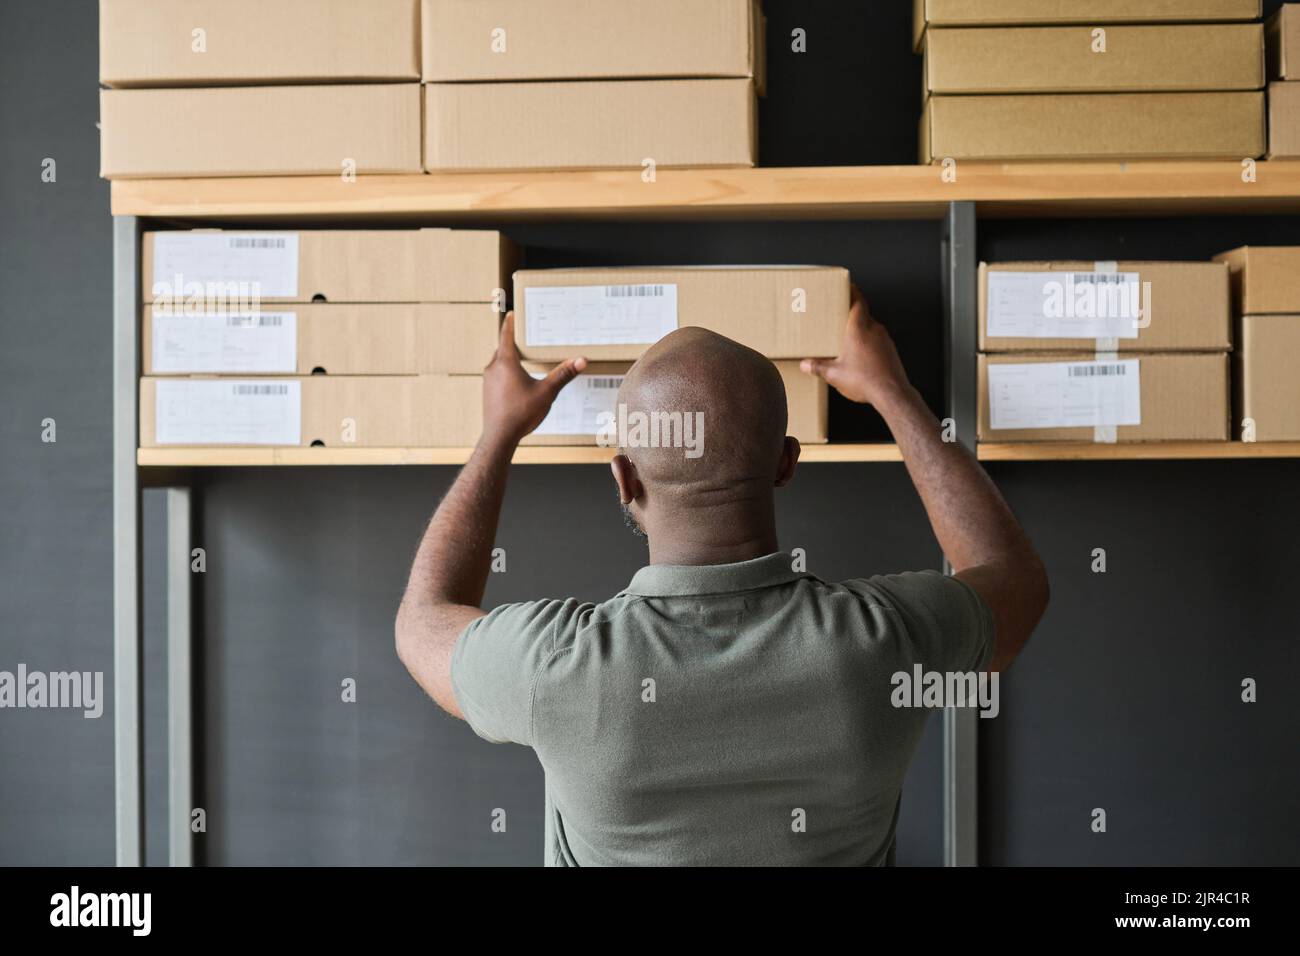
941;201;979;867
113;216;144;866
167;487;194;867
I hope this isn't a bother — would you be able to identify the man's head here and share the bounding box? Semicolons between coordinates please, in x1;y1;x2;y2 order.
610;327;799;545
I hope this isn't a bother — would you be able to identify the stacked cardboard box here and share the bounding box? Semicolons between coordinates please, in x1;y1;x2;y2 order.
421;0;762;171
98;0;423;177
915;0;1266;162
1213;247;1300;440
138;229;513;448
1267;5;1300;156
977;261;1232;442
512;266;849;444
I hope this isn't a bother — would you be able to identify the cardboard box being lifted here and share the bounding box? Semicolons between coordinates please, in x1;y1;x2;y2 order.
100;85;422;179
977;351;1229;442
519;361;828;446
1267;5;1300;79
140;375;483;448
424;79;756;172
979;261;1231;352
913;0;1261;50
513;266;850;362
99;0;420;87
925;24;1264;94
1236;314;1300;440
142;230;516;304
422;0;762;83
142;303;499;376
1214;246;1300;314
921;91;1265;162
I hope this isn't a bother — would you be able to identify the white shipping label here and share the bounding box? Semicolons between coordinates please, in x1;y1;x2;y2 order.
532;373;624;436
155;380;301;445
988;360;1141;431
151;233;300;299
151;311;297;373
524;284;678;347
987;271;1142;340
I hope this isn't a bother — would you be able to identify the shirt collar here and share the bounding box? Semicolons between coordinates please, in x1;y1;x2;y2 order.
623;552;808;598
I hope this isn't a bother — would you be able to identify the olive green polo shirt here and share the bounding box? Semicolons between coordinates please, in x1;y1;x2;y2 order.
451;552;994;866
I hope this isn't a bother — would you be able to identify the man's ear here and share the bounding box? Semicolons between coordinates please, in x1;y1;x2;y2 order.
775;436;800;488
610;454;644;505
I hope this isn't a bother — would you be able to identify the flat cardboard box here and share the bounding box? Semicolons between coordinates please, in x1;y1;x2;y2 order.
921;91;1265;162
99;0;420;87
513;266;849;361
422;0;760;83
1267;81;1300;156
518;361;828;445
424;79;756;172
978;261;1231;351
100;85;422;178
1214;246;1300;314
914;0;1261;50
142;303;499;376
1267;5;1300;79
142;229;516;304
977;351;1230;442
1236;314;1300;440
140;375;483;447
925;24;1264;93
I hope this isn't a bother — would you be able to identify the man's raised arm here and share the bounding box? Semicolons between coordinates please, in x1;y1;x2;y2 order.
395;314;585;716
802;289;1048;671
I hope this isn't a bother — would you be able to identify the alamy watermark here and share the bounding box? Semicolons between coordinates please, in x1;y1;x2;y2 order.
891;664;999;719
597;403;704;459
0;664;103;718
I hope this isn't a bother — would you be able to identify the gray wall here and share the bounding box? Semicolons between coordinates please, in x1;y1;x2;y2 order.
2;0;1297;867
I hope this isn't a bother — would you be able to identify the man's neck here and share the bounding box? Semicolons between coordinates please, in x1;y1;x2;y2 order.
644;500;780;567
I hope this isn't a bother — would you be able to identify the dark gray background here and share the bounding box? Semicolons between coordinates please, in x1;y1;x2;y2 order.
1;1;1296;866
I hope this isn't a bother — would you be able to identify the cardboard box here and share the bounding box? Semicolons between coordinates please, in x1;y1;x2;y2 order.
925;24;1264;94
1236;314;1300;440
921;91;1265;162
1267;81;1300;156
142;229;516;304
422;0;760;83
914;0;1261;50
142;303;499;376
519;361;828;445
99;0;420;87
977;351;1229;442
424;79;756;172
1267;5;1300;79
100;85;422;178
513;266;849;361
979;261;1231;352
1214;246;1300;314
140;375;482;447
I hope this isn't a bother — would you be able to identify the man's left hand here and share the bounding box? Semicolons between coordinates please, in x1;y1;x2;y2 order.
482;311;587;445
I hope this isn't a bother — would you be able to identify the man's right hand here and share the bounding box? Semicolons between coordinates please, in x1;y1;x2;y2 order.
800;285;910;408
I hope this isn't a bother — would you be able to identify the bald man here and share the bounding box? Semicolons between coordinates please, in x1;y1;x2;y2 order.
396;291;1048;866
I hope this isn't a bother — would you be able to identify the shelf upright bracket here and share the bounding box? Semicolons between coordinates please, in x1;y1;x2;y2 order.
113;215;145;866
166;486;195;866
940;200;979;867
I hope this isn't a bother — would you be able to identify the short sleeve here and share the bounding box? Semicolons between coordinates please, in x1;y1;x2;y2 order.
850;570;995;674
451;598;587;746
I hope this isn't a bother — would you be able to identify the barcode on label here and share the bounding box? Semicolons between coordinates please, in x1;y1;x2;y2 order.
1071;273;1129;284
228;237;287;249
232;384;290;395
226;314;283;327
1068;364;1127;377
587;377;623;389
604;285;665;298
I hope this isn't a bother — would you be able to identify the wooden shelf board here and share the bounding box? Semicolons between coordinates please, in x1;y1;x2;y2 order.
136;443;905;467
110;161;1300;222
977;441;1300;461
